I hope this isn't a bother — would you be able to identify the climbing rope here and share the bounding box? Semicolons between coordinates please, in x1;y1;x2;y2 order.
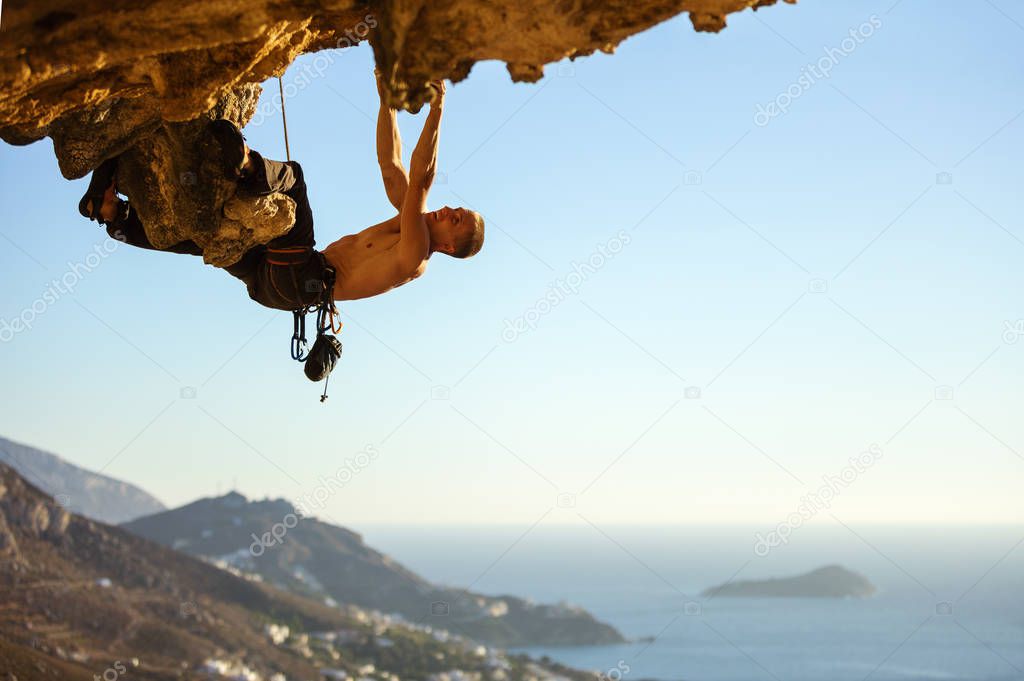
276;70;344;401
278;75;292;162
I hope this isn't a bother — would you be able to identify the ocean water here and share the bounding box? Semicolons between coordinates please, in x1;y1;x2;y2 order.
360;525;1024;681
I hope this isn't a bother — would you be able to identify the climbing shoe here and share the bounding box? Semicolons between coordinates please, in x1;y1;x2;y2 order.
78;157;118;221
208;119;248;179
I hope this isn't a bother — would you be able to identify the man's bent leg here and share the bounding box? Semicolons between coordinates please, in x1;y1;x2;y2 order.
239;151;316;250
240;151;301;197
79;157;203;256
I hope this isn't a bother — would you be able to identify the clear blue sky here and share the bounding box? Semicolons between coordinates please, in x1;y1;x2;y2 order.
1;0;1022;527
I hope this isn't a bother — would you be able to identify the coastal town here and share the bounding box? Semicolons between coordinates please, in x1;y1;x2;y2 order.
197;600;599;681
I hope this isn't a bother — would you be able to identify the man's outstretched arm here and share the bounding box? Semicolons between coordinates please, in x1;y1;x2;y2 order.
376;71;409;211
326;82;445;300
396;81;444;271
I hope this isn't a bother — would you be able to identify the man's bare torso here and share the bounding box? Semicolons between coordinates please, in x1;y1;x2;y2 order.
318;73;448;303
322;214;427;301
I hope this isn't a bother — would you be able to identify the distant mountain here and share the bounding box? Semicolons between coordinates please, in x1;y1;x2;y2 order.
702;565;877;599
0;463;595;681
124;493;626;647
0;435;165;523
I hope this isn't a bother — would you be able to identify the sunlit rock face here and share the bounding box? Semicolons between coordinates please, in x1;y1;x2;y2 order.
0;0;792;263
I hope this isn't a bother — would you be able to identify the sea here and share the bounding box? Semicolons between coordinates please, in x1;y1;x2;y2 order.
360;525;1024;681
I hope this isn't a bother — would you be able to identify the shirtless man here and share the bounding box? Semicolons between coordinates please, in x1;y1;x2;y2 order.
324;77;485;300
78;74;484;310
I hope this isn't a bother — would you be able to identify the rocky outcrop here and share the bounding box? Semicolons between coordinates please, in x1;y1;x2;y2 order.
0;463;72;562
1;0;793;264
108;94;300;264
702;565;878;599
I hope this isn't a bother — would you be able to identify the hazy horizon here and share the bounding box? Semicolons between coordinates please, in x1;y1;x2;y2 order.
6;429;1024;529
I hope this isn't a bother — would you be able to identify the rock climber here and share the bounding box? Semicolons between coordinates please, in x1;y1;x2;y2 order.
78;73;485;311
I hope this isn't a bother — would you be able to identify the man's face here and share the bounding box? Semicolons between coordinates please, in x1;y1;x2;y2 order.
429;205;472;252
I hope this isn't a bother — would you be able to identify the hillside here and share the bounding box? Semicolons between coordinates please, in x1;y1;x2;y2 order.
124;493;625;647
0;435;165;524
0;463;599;681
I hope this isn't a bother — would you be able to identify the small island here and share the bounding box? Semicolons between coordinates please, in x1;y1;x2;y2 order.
701;565;876;599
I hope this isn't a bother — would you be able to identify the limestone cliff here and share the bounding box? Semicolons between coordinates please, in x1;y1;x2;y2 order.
0;0;793;265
